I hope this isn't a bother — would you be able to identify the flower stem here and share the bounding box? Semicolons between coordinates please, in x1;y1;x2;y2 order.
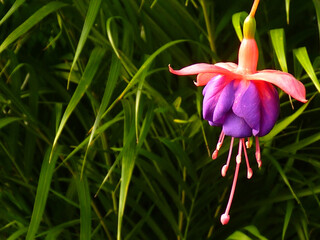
249;0;260;18
200;0;216;54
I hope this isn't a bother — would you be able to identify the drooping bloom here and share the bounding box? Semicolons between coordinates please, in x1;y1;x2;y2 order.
169;2;307;225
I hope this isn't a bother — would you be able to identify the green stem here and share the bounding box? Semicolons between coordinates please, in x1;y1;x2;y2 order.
200;0;216;54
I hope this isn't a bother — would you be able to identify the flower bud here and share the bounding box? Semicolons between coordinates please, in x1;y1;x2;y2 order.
243;16;256;39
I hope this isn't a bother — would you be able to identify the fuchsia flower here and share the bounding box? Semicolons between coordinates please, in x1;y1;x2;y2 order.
169;0;307;225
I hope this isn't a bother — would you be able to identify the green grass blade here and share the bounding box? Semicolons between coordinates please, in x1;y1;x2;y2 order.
0;1;68;53
285;0;291;24
160;138;197;181
8;227;28;240
135;67;148;143
226;230;252;240
242;225;268;240
68;0;102;88
25;147;60;240
118;100;137;240
36;219;80;239
0;117;21;129
266;154;301;204
294;47;320;93
282;200;294;240
270;28;288;72
102;39;187;119
76;174;91;240
82;55;121;176
232;11;248;41
312;0;320;45
282;131;320;152
0;0;26;26
51;47;106;161
59;113;123;170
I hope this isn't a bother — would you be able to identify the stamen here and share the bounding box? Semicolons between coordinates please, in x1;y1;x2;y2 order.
221;137;234;177
220;140;242;225
212;131;225;160
255;137;262;168
217;131;225;150
245;137;251;148
242;139;253;179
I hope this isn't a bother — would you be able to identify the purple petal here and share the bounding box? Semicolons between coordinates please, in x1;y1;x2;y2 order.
232;81;261;135
256;82;279;136
222;112;252;138
202;76;228;123
212;80;235;124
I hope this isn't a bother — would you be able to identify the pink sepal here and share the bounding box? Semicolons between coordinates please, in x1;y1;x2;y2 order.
247;70;307;103
169;63;239;86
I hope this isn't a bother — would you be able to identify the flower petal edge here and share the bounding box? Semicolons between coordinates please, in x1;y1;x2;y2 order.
247;70;307;103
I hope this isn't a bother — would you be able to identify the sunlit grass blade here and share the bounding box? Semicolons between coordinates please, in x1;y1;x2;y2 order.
76;174;91;240
25;147;60;240
50;47;106;162
68;0;102;88
226;230;252;240
0;0;26;26
242;226;268;240
118;100;136;240
0;1;68;53
270;28;288;72
135;67;148;143
294;47;320;93
232;11;248;41
285;0;290;24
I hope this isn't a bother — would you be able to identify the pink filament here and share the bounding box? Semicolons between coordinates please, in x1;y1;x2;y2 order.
221;137;234;177
220;140;242;225
255;137;262;168
212;131;225;160
241;139;253;179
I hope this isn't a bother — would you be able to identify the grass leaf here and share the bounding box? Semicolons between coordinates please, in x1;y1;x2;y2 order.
76;173;91;240
25;147;60;240
68;0;102;88
294;47;320;93
118;100;137;240
0;0;26;26
51;47;106;161
0;1;68;53
270;28;288;72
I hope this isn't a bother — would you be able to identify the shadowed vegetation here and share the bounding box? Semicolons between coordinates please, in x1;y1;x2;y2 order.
0;0;320;239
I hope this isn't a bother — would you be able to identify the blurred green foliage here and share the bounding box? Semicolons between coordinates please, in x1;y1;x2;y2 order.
0;0;320;239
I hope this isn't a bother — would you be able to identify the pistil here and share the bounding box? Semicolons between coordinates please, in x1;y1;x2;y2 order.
220;140;242;225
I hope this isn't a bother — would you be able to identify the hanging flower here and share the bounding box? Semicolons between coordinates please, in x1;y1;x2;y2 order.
169;0;307;225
